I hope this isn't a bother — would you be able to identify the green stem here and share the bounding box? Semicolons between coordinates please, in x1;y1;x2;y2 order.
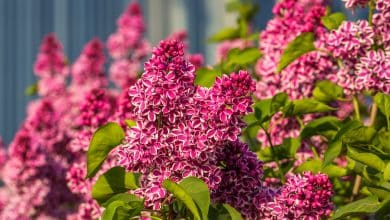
351;95;363;201
260;125;286;183
368;0;375;26
352;96;361;121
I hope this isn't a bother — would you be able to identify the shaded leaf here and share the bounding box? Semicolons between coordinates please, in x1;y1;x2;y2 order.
162;179;201;220
300;116;341;140
322;120;361;167
312;80;344;102
257;138;300;162
102;193;143;208
92;167;140;205
102;200;143;220
283;99;336;116
179;177;210;220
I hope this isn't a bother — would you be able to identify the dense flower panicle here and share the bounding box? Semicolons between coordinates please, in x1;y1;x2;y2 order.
66;88;117;219
258;172;333;219
107;1;150;89
71;38;106;88
117;40;255;210
255;0;331;100
109;59;140;88
33;33;69;96
355;49;390;93
325;0;390;94
1;124;79;219
373;0;390;48
34;33;68;77
78;88;116;128
213;141;266;219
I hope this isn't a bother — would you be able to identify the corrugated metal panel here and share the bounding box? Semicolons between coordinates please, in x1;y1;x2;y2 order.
0;0;280;144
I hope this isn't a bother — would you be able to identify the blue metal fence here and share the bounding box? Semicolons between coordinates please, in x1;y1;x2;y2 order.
0;0;365;144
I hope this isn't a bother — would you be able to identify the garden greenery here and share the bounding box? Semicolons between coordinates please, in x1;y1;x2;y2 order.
0;0;389;219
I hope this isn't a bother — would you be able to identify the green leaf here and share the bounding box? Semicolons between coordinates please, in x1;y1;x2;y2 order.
322;164;348;178
253;93;289;125
225;48;262;68
342;126;377;147
92;167;140;205
101;193;143;208
283;99;336;116
347;147;385;171
102;200;143;220
374;92;390;129
276;32;316;73
253;99;273;124
208;27;240;42
222;204;243;220
162;179;201;220
375;130;390;153
367;186;390;200
296;159;322;173
25;83;38;96
270;92;289;113
321;12;346;30
300;116;341;140
124;119;136;128
179;177;210;220
312;80;344;102
257;138;300;162
87;122;125;178
333;196;382;219
322;120;362;167
208;203;243;220
384;163;390;181
375;198;390;219
194;68;222;88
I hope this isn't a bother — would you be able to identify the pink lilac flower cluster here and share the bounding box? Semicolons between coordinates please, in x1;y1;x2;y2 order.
342;0;369;8
0;34;116;219
255;0;331;100
65;37;120;220
67;89;117;220
1;102;79;219
254;0;333;153
212;141;270;219
70;38;107;100
115;39;333;219
325;0;390;94
258;172;333;219
33;33;69;96
116;40;256;210
107;1;150;89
